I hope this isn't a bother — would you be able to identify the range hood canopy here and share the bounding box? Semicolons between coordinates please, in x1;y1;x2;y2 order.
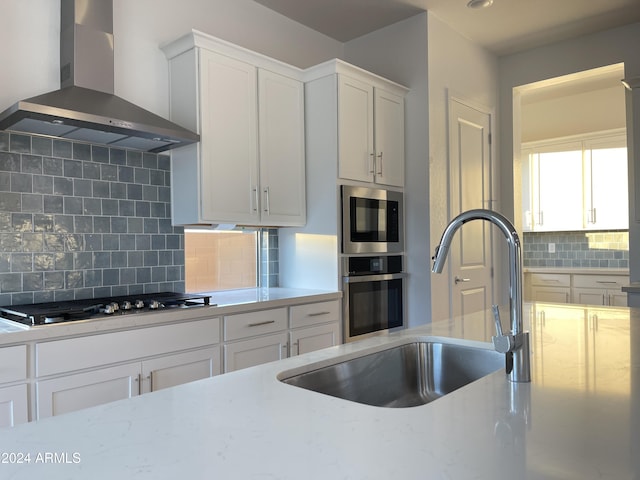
0;0;199;153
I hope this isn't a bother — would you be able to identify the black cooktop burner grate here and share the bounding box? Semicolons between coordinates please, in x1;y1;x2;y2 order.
0;292;212;326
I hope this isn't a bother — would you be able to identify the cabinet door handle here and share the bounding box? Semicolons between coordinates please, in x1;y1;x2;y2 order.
135;373;141;396
369;153;375;174
252;187;258;213
263;187;270;214
307;311;331;317
248;320;276;327
148;372;154;392
376;151;383;176
282;342;289;357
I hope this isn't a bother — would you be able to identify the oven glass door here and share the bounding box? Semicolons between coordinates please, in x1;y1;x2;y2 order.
346;276;403;338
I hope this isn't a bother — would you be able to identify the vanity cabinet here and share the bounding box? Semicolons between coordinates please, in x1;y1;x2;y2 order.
0;345;28;427
304;60;408;188
35;318;221;419
163;30;305;227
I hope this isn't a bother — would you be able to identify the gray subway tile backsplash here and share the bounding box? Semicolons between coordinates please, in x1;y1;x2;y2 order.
0;132;185;305
523;231;629;269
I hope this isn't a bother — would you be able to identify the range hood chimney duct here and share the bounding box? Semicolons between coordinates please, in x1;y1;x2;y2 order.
0;0;199;153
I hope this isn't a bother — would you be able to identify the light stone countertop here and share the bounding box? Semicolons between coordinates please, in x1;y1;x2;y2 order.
0;288;342;345
0;301;638;479
523;266;629;275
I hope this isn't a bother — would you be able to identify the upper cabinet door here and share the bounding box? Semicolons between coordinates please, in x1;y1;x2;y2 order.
374;88;405;187
258;69;306;226
584;134;628;230
337;74;405;187
338;75;375;183
199;49;259;224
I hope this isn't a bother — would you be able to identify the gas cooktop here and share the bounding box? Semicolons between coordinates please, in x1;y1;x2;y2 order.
0;292;214;327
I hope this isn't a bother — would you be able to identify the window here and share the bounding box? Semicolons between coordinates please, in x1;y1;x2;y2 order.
522;130;628;232
184;228;277;293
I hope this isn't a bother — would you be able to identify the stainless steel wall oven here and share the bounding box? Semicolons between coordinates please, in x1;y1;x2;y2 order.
343;255;405;341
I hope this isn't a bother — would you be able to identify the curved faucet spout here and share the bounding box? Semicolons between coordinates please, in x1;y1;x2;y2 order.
432;209;531;383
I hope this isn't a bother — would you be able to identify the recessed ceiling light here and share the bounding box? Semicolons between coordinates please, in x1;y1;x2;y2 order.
467;0;494;8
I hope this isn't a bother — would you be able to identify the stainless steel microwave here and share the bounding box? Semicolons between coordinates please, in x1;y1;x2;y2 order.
341;186;404;254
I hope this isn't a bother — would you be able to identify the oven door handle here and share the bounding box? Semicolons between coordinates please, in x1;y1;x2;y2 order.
343;272;407;283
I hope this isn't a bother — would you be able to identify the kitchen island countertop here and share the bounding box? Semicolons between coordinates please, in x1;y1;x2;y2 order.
0;301;638;479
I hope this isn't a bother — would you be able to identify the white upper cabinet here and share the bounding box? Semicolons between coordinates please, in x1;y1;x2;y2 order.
521;130;627;232
306;60;408;187
163;30;305;227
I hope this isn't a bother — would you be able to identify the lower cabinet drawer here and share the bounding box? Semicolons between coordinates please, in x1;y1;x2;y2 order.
224;308;287;341
573;274;627;289
290;300;340;329
36;317;220;377
529;273;571;288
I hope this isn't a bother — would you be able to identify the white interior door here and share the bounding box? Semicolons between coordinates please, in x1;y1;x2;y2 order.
448;98;494;327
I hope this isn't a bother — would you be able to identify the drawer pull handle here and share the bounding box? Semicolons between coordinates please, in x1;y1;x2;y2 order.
596;281;618;285
542;279;560;283
307;311;331;317
248;320;276;327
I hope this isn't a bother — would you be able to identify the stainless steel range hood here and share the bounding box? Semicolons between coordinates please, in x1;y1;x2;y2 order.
0;0;199;153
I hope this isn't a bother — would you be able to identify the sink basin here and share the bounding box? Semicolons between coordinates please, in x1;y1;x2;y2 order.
280;341;504;407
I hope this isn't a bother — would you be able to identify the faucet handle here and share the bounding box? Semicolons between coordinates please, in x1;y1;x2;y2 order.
492;305;504;336
492;305;515;354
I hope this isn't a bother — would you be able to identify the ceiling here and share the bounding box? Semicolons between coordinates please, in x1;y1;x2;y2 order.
253;0;640;56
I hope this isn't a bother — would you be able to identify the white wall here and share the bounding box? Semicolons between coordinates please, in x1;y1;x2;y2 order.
344;13;430;328
499;22;640;286
0;0;344;119
521;85;626;142
425;13;499;322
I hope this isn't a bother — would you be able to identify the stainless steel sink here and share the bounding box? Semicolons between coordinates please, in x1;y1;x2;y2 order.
280;341;504;408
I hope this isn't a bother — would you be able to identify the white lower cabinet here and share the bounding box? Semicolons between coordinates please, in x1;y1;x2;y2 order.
526;273;571;303
0;345;28;427
141;348;220;392
35;318;221;419
289;300;341;356
572;274;627;306
0;384;28;427
36;346;220;419
224;333;289;372
525;271;628;306
36;363;141;419
289;323;340;356
223;300;342;372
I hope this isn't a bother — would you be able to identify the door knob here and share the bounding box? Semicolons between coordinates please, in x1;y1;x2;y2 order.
454;276;471;284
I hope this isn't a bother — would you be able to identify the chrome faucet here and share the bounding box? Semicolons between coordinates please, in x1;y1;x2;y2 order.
431;209;531;383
